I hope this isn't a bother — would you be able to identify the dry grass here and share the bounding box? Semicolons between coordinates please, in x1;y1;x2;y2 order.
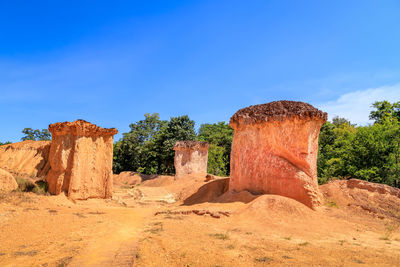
327;200;339;208
0;191;34;205
55;256;73;267
15;177;48;195
254;256;273;263
209;233;229;240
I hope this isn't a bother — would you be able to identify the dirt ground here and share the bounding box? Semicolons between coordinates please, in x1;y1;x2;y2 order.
1;175;400;266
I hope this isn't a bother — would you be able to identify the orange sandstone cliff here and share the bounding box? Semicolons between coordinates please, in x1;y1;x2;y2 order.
0;140;51;179
229;100;327;209
46;120;118;200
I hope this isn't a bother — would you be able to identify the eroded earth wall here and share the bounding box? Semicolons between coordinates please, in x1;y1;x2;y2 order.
0;140;51;179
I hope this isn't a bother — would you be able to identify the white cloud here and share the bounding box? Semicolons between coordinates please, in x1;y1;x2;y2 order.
317;84;400;125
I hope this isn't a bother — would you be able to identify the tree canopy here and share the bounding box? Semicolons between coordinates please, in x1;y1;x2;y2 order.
197;122;233;176
21;128;51;141
369;100;400;123
318;101;400;187
113;113;196;175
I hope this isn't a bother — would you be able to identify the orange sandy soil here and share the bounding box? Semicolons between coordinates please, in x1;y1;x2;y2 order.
1;175;400;267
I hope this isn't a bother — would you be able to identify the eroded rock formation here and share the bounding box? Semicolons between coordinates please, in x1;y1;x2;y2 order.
46;120;118;200
0;168;18;192
229;100;327;209
173;141;209;178
0;140;51;179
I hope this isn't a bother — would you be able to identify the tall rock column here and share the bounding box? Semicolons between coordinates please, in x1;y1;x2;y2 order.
174;141;209;178
229;101;327;209
46;120;118;200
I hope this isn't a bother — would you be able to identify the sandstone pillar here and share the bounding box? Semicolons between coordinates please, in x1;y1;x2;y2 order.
173;141;209;177
46;120;118;200
229;101;327;209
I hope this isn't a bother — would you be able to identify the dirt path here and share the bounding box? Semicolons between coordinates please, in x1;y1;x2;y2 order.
2;176;400;266
0;193;154;267
69;208;151;267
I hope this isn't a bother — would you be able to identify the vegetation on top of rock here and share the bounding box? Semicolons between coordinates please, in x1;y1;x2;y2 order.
230;100;327;126
173;140;209;150
0;141;11;146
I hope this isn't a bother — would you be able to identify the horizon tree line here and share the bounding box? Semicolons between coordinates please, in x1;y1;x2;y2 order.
1;100;399;188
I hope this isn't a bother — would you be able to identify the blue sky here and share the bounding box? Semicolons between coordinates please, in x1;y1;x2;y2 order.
1;0;400;142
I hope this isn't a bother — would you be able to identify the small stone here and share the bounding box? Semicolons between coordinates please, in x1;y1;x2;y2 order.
210;213;220;219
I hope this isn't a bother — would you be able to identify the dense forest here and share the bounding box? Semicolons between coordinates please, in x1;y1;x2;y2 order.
318;101;400;187
1;100;399;188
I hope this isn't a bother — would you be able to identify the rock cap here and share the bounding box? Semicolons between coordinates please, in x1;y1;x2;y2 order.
230;100;327;127
49;119;118;137
173;140;210;151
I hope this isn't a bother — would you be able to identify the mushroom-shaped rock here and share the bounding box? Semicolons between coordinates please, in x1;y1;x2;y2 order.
173;141;209;177
229;101;327;209
46;120;118;200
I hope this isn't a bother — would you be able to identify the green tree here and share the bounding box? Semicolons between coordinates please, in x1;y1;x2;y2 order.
149;115;196;174
317;117;356;183
318;102;400;188
113;113;196;175
206;144;228;176
113;113;167;174
197;122;233;176
349;116;400;186
369;100;400;123
21;128;51;141
0;141;11;146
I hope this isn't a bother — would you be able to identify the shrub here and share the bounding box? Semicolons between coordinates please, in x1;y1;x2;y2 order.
15;178;49;195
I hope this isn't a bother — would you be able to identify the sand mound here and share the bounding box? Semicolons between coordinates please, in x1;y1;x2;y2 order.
113;172;175;188
141;175;175;187
113;172;142;187
216;190;258;203
236;194;315;219
183;178;229;205
320;179;400;220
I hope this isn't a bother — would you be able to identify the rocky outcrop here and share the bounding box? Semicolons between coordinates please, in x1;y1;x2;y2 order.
173;141;209;178
0;168;18;192
0;140;51;179
46;120;118;200
346;179;400;196
320;179;400;220
229;101;327;209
